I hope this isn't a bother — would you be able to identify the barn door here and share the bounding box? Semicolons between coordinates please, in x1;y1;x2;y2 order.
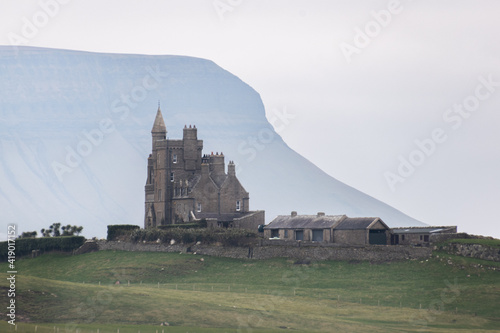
369;230;387;245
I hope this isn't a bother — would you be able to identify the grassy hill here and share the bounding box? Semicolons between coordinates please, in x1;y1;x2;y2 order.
1;250;499;332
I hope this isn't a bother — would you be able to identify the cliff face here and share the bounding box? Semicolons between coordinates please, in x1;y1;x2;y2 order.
0;46;424;239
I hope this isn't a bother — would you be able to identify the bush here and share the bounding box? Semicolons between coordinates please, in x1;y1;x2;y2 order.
0;236;85;261
107;225;140;241
157;219;207;230
129;227;258;247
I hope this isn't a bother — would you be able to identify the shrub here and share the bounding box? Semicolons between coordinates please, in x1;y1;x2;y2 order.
129;227;258;247
107;225;140;241
0;236;85;261
157;219;207;230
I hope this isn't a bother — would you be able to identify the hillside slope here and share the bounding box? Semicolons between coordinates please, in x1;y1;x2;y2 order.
1;251;499;332
0;46;425;238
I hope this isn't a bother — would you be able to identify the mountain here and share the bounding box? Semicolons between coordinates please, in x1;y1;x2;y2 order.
0;46;424;239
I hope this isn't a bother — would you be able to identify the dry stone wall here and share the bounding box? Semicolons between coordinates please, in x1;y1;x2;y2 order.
94;240;432;262
438;243;500;262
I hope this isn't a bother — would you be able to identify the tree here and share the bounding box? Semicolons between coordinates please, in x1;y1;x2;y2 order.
19;231;37;238
61;225;83;236
41;223;83;237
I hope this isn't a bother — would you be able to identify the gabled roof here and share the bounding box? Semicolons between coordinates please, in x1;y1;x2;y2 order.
335;217;388;230
265;215;346;230
151;107;167;133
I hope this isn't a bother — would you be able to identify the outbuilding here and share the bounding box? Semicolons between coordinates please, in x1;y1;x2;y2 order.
390;226;457;246
264;212;344;242
264;212;390;245
333;217;390;245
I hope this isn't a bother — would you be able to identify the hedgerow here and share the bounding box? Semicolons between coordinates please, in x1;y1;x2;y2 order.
129;227;258;247
0;236;85;261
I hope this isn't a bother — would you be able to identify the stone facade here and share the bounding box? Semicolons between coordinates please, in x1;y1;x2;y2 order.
144;107;263;230
390;226;458;246
264;213;390;245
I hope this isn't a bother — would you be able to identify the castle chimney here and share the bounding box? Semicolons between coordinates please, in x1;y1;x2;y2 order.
228;161;236;176
209;152;225;176
317;212;325;217
291;211;297;217
201;162;209;176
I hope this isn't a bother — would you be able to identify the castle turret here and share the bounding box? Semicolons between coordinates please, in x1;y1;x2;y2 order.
151;105;166;148
183;124;199;171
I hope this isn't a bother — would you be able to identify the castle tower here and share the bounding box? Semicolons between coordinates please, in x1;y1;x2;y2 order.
151;105;166;148
145;105;168;227
183;125;200;171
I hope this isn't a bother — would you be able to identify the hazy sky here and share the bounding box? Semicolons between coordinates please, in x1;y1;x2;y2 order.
2;0;499;238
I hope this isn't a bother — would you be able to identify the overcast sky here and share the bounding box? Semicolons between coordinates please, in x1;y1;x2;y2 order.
2;0;499;238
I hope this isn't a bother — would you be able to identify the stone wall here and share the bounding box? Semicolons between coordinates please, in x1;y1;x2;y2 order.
234;210;265;230
333;229;366;245
94;240;432;262
437;243;500;262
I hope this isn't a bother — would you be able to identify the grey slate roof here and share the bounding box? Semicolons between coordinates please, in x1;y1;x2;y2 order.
265;215;346;229
335;217;383;230
391;226;455;234
151;108;166;133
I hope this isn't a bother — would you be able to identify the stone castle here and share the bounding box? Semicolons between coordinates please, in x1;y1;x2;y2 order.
144;106;264;229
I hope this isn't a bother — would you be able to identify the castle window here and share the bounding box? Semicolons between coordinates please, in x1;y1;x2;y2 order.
173;154;177;163
197;203;202;212
236;200;241;211
170;172;174;182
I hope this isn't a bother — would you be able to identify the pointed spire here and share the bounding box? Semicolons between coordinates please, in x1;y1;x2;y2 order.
152;104;166;134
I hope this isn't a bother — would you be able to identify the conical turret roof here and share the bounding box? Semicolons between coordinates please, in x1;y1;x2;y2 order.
151;105;166;133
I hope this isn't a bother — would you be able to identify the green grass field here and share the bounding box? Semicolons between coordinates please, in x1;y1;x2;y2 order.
1;250;499;332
